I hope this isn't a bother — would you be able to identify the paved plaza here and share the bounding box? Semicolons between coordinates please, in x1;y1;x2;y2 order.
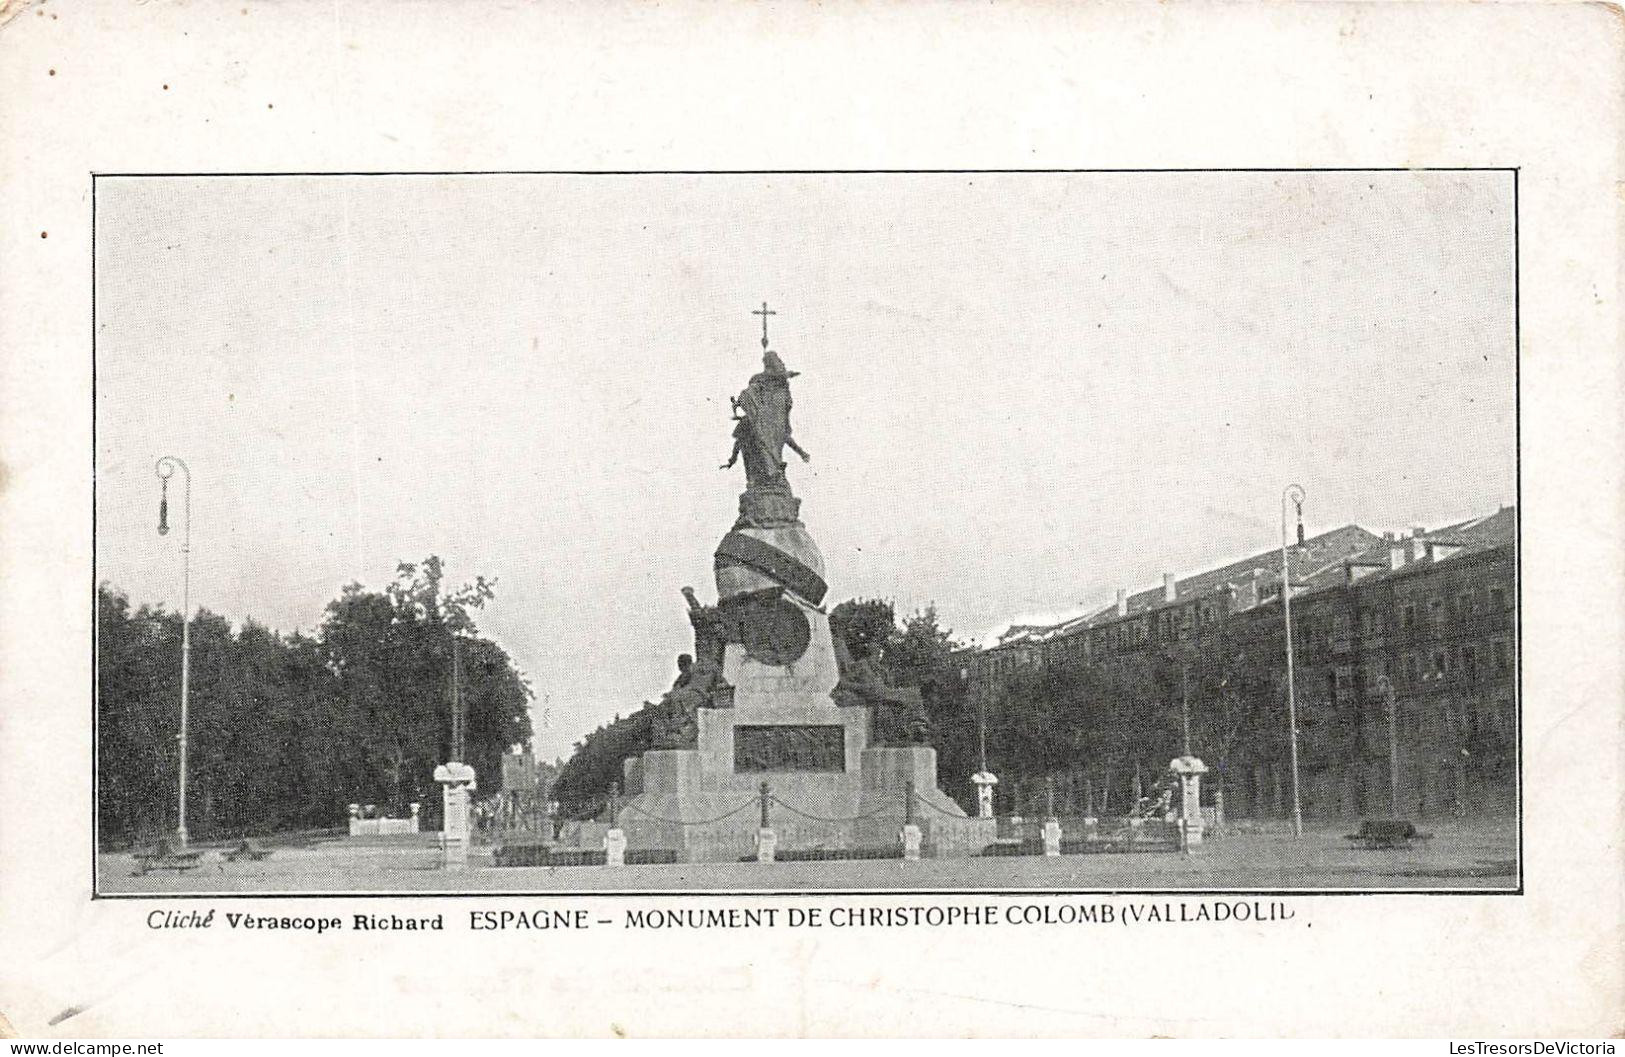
98;818;1517;895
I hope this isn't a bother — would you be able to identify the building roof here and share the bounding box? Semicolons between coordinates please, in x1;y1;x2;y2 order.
987;524;1381;649
1427;505;1516;549
1123;524;1382;615
1305;505;1517;592
976;507;1515;652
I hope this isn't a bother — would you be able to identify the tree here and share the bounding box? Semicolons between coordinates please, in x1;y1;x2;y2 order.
95;557;533;847
318;559;532;820
829;598;897;662
549;710;653;818
97;586;181;843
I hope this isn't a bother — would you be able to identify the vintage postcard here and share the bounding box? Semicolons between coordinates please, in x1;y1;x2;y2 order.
87;169;1519;898
0;0;1619;1040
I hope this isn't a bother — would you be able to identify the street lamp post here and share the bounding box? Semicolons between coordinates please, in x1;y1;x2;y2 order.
1280;483;1306;838
963;665;999;820
156;456;193;847
1180;660;1192;757
1382;677;1401;817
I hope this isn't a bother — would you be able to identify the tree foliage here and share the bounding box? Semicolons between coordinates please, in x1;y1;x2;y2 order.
96;558;532;848
549;710;654;819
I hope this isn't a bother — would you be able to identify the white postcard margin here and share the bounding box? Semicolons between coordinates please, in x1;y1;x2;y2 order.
0;0;1620;1039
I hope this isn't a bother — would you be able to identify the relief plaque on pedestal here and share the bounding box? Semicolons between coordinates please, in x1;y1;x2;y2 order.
733;724;846;772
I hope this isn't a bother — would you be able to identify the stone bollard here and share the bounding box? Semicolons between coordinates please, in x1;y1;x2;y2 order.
901;824;923;861
604;828;627;867
1042;818;1063;857
408;801;421;834
971;770;999;820
433;762;477;870
1169;755;1209;847
753;782;775;862
901;779;923;860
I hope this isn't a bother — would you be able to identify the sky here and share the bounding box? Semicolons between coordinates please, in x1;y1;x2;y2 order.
93;171;1517;761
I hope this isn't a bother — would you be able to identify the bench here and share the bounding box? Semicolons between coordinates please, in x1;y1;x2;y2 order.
132;839;204;875
223;839;271;863
1344;819;1433;849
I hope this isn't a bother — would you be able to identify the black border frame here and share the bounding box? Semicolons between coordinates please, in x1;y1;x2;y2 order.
90;167;1522;900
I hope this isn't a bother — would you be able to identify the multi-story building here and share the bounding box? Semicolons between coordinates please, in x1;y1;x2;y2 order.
956;506;1516;820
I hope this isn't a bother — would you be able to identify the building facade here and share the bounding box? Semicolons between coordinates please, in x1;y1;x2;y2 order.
956;507;1517;821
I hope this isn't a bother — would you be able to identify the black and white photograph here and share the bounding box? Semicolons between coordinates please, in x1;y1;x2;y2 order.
8;0;1625;1042
92;170;1519;896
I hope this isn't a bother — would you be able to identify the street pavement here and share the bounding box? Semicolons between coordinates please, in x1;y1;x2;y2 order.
97;818;1517;895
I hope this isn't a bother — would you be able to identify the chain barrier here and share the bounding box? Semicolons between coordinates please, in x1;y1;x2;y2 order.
765;794;900;824
908;790;973;819
619;798;758;827
607;790;969;829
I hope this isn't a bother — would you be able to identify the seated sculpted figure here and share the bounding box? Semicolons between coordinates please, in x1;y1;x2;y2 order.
649;589;738;750
650;653;702;749
830;628;931;747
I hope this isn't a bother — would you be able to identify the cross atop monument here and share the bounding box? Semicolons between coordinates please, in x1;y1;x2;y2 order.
752;301;776;350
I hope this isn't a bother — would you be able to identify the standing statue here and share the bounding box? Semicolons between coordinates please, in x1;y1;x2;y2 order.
721;350;810;489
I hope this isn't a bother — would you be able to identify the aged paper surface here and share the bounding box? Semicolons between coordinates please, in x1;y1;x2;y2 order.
0;0;1621;1039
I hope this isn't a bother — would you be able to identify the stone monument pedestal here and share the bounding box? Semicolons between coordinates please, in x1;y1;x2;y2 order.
618;710;991;862
610;344;995;862
613;499;991;860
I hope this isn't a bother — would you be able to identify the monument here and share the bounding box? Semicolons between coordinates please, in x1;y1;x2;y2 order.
615;307;993;861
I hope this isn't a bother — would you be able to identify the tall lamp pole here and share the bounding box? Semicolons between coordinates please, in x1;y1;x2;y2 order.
1280;483;1306;838
1180;660;1192;757
1382;676;1401;817
156;456;193;847
978;683;989;777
